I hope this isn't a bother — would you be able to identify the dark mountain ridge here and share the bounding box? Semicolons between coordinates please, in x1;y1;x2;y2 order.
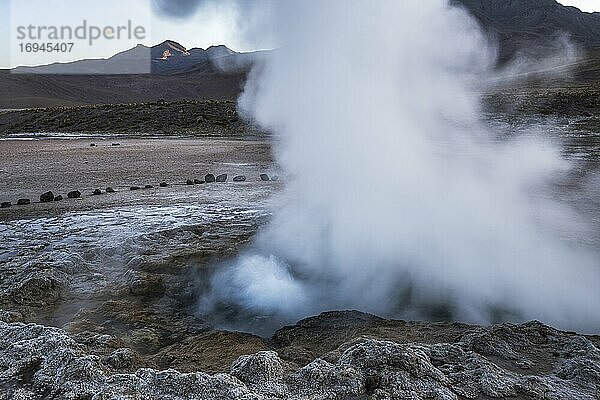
453;0;600;62
2;0;600;108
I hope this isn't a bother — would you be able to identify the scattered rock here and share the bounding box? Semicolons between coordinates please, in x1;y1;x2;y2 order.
106;187;116;193
194;179;204;184
90;143;97;147
130;186;141;191
260;174;270;181
16;199;30;205
216;174;228;183
144;185;153;189
67;190;81;199
40;191;55;203
233;176;246;182
93;189;102;195
54;195;63;201
1;202;11;208
112;143;121;146
205;174;216;183
186;179;194;185
159;182;168;187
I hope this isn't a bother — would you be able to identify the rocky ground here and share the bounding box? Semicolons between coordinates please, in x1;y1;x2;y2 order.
1;310;599;399
0;100;260;137
1;100;599;398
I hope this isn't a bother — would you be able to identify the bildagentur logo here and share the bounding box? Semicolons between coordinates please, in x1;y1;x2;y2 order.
16;20;147;47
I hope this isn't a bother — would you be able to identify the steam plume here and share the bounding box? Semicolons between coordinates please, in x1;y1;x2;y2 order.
201;0;600;333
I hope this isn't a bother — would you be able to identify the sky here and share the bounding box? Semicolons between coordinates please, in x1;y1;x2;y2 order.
0;0;598;69
557;0;600;12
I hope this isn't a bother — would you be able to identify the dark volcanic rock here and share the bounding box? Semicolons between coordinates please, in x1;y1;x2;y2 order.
1;202;10;208
90;143;97;147
260;174;270;181
92;189;102;195
130;186;141;191
205;174;216;183
53;195;63;201
40;191;55;203
67;190;81;199
216;174;228;183
159;182;168;187
16;199;30;205
144;185;153;189
186;179;194;185
106;187;116;193
233;175;246;182
194;179;203;184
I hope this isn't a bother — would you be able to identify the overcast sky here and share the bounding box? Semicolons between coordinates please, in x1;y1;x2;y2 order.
0;0;598;69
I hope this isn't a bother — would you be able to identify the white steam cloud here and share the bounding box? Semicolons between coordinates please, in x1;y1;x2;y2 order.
201;0;600;333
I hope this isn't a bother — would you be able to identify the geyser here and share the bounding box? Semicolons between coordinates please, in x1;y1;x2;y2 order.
201;0;600;333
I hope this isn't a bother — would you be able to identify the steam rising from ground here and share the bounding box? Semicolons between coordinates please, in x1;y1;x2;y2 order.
201;0;600;332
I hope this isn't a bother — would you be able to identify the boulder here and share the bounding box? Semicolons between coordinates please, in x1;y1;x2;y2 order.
159;182;168;187
194;179;204;184
1;202;11;208
90;143;97;147
54;195;63;201
233;176;246;182
130;186;141;191
186;179;194;185
144;185;153;189
260;174;270;181
271;175;279;181
205;174;216;183
112;143;121;146
67;190;82;199
216;174;228;183
92;189;102;195
106;187;116;193
40;191;55;203
17;199;31;205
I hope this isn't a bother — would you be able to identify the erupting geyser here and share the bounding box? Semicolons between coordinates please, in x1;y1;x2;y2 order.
201;0;600;333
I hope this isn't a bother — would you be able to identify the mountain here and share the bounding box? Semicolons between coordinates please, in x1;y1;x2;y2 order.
453;0;600;62
3;1;600;108
12;40;251;75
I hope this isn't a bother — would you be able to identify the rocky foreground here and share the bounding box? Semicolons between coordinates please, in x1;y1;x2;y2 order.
1;310;599;399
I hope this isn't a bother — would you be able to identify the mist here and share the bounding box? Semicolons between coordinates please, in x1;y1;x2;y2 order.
200;0;600;333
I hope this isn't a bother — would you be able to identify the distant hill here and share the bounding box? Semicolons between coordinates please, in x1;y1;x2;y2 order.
12;40;253;75
453;0;600;63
